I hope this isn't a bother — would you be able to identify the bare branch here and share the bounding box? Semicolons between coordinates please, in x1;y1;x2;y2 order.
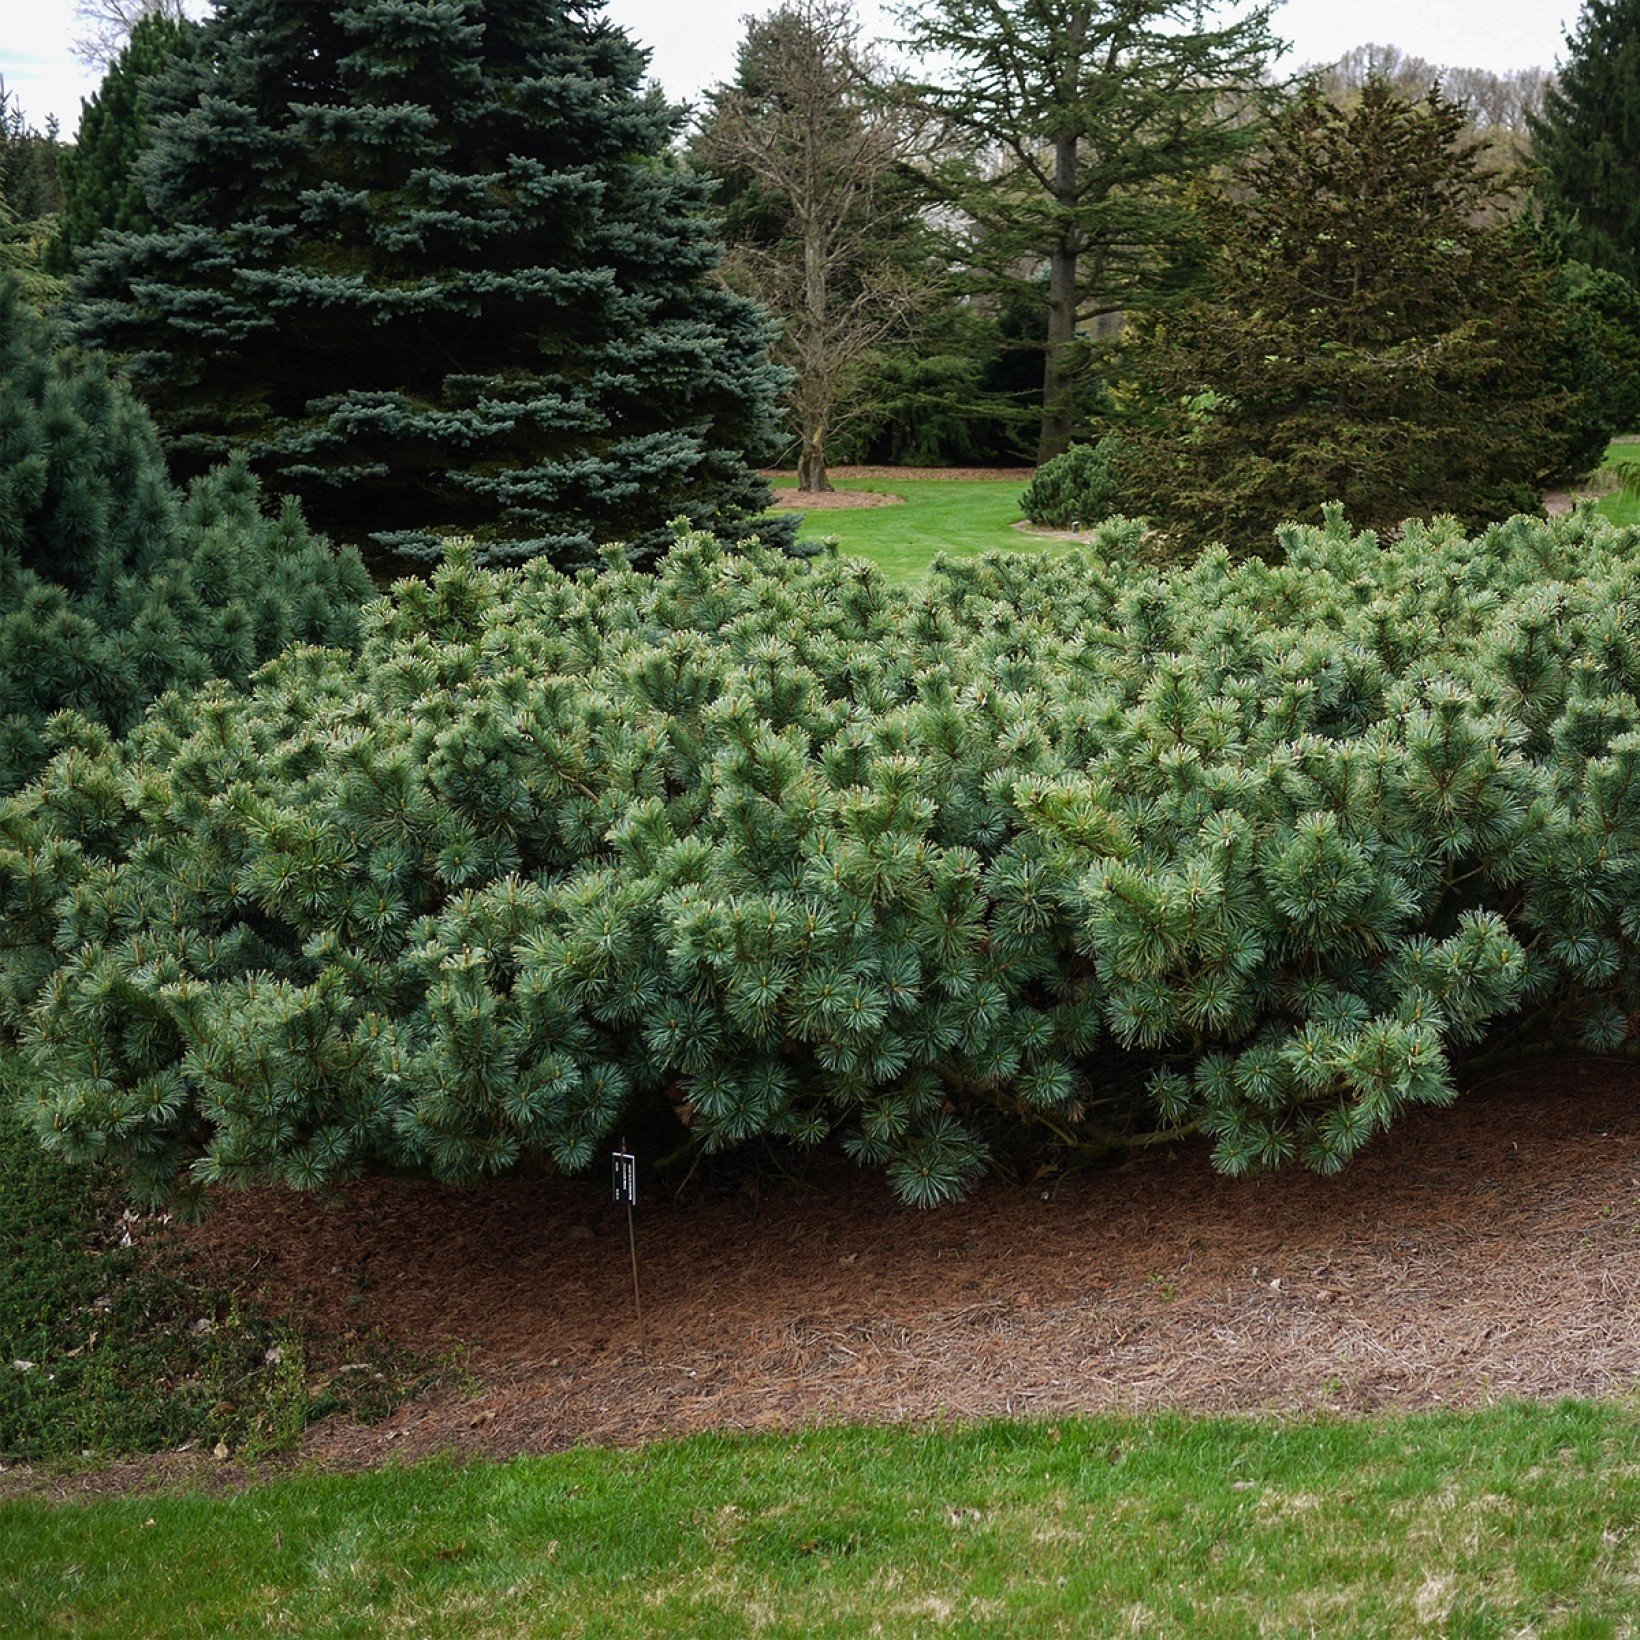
72;0;193;71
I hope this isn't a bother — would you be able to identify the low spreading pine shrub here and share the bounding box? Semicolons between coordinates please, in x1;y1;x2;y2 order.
4;508;1639;1207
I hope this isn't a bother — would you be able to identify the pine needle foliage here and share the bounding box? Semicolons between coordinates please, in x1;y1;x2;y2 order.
46;9;199;274
0;280;372;794
1530;0;1640;285
65;0;791;570
8;507;1640;1206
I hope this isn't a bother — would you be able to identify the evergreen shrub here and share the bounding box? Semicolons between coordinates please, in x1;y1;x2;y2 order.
1107;84;1601;554
1020;437;1128;529
0;280;371;794
6;508;1640;1208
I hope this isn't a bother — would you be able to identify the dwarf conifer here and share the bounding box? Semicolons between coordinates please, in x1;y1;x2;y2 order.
0;279;371;794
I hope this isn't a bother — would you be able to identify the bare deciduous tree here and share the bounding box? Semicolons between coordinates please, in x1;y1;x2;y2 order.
72;0;193;71
1320;43;1552;158
695;0;931;492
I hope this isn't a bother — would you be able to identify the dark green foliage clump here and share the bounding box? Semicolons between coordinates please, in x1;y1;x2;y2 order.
67;0;790;570
1556;261;1640;436
1531;0;1640;284
1106;84;1599;554
0;280;371;794
8;506;1640;1208
46;10;200;274
1020;437;1127;529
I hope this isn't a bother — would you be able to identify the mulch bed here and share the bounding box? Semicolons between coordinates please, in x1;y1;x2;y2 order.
769;488;904;510
762;466;1035;483
12;1058;1640;1498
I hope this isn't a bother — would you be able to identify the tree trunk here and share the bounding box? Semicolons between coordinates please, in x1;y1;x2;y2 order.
796;431;831;492
1037;131;1081;465
1038;238;1080;464
794;199;833;492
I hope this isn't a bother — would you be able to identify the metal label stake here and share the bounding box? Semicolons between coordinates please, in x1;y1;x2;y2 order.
611;1142;643;1354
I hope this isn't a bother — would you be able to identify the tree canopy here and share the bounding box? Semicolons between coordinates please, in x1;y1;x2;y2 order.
47;9;199;274
1530;0;1640;284
68;0;791;570
898;0;1281;462
1084;82;1600;552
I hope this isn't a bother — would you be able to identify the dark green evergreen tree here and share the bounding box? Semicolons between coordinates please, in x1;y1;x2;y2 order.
1085;83;1599;553
46;10;199;274
69;0;790;569
0;278;371;794
0;88;66;308
898;0;1282;463
1530;0;1640;283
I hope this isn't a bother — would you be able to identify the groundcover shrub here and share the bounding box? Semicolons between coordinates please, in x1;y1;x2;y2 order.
4;508;1639;1208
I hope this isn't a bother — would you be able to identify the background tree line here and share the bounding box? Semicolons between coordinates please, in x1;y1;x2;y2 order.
6;0;1635;518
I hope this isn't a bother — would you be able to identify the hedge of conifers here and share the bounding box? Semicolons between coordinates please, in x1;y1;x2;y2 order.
4;509;1636;1206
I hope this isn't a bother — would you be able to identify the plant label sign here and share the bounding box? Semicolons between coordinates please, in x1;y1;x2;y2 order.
611;1149;636;1208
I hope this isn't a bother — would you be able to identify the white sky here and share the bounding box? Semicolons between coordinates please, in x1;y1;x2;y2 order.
1;0;1582;135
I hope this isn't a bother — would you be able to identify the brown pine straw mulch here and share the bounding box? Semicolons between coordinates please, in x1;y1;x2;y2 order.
762;466;1035;482
769;488;904;510
12;1059;1640;1500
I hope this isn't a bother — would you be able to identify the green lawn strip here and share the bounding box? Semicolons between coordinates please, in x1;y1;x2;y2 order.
770;476;1056;579
5;1403;1638;1637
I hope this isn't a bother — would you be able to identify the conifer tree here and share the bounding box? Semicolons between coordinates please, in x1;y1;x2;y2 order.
68;0;790;569
47;10;199;273
0;88;66;308
0;278;371;794
1082;82;1598;553
1530;0;1640;283
898;0;1281;462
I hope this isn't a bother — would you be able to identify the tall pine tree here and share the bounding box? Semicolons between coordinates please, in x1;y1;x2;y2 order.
898;0;1281;462
1531;0;1640;283
68;0;790;569
47;9;199;274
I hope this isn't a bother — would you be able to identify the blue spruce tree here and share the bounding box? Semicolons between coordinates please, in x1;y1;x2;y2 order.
68;0;791;570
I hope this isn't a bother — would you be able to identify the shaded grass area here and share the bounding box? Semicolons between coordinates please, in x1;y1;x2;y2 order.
7;1403;1640;1637
0;1052;415;1465
773;476;1050;579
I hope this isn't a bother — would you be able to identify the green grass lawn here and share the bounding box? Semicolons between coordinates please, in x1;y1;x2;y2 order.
1597;439;1640;528
773;475;1051;579
7;1402;1640;1637
774;445;1640;576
